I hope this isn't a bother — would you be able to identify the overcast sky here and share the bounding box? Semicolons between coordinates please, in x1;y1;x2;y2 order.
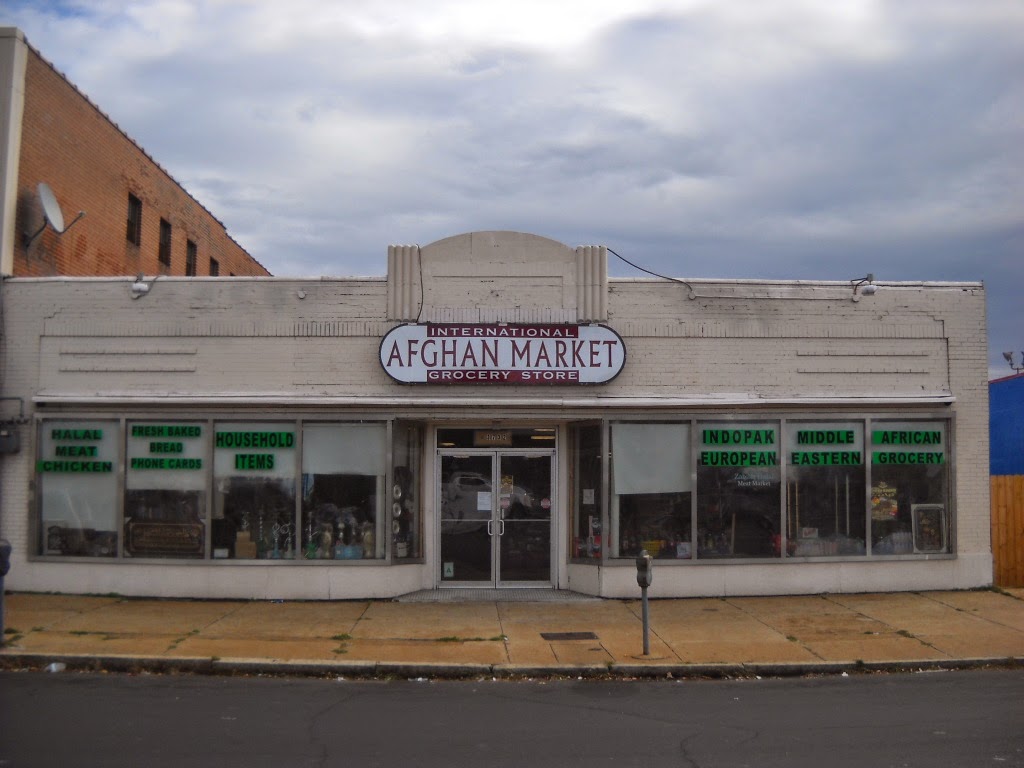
6;1;1022;377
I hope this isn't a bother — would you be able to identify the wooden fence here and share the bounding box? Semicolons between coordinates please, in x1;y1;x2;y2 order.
991;475;1024;587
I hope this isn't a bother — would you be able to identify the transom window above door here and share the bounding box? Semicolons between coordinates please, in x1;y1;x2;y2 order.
436;428;556;449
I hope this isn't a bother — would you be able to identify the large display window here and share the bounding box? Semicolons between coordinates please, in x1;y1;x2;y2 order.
869;420;949;554
37;420;119;557
601;415;952;562
301;423;386;560
696;422;781;559
125;421;207;559
31;413;954;565
611;423;692;558
34;416;420;564
785;422;866;557
212;422;297;559
392;421;424;560
569;423;603;560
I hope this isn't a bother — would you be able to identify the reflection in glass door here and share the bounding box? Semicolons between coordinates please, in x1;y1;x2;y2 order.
497;454;551;583
439;452;552;586
439;454;494;583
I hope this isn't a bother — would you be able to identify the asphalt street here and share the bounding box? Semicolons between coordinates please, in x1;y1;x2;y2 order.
1;668;1022;767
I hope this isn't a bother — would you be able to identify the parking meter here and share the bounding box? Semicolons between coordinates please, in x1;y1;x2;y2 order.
635;550;653;588
635;549;652;655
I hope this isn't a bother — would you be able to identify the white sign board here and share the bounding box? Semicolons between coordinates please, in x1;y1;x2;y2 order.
380;323;626;385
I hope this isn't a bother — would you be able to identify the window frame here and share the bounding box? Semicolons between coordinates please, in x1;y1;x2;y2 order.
601;412;954;565
610;421;694;559
29;411;955;566
35;419;121;558
784;420;868;558
124;420;207;559
126;193;142;246
158;218;172;268
866;418;951;556
185;240;197;276
31;415;425;566
568;422;604;562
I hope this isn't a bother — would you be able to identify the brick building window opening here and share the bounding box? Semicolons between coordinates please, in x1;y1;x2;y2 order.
126;194;142;245
186;240;197;276
209;257;220;276
158;218;172;268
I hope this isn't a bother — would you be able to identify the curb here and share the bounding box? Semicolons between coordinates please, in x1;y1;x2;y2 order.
1;652;1021;679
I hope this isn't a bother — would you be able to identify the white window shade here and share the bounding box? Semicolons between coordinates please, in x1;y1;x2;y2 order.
612;423;691;495
303;424;386;476
39;420;119;530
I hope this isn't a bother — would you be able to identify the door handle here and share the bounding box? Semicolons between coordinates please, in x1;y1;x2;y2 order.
498;520;505;536
487;519;493;537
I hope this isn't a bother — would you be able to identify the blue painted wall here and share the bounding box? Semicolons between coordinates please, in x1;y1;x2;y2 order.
990;374;1024;475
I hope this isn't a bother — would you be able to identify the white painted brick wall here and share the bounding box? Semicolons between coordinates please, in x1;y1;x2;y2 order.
0;240;991;597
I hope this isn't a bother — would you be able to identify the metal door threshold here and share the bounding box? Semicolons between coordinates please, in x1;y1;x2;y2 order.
394;588;600;603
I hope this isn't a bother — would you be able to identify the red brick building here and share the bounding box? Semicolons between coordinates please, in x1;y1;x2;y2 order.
0;27;268;278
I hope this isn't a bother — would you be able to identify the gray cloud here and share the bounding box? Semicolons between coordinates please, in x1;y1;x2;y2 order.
5;0;1021;375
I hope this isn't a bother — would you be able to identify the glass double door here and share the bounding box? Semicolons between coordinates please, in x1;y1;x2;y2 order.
439;451;553;586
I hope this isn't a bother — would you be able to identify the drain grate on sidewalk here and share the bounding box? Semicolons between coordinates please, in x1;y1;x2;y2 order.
540;631;598;641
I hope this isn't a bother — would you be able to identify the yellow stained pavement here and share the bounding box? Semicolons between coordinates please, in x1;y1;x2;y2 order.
2;589;1023;673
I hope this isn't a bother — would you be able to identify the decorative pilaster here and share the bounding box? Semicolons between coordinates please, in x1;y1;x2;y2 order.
575;245;608;322
386;244;421;321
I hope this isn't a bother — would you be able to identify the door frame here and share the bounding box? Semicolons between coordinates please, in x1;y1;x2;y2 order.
436;447;556;588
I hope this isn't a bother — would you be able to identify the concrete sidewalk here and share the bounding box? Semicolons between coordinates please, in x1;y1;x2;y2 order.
2;588;1023;679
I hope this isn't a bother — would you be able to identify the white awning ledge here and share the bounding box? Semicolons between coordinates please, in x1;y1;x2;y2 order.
31;392;956;409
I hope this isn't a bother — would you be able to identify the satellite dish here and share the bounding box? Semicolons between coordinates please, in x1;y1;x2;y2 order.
38;182;65;232
24;182;86;248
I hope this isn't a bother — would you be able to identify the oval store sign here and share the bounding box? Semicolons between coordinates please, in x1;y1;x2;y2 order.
380;323;626;384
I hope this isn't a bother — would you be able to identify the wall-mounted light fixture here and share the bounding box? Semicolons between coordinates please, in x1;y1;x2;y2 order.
851;274;877;302
1003;351;1024;374
130;273;156;299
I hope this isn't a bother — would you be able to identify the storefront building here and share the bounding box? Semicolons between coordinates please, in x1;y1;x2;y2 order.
0;231;991;599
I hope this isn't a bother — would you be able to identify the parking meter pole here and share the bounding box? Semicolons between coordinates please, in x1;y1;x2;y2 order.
641;585;650;656
635;550;653;657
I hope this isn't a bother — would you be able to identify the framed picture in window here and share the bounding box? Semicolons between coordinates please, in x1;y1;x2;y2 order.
911;504;946;553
